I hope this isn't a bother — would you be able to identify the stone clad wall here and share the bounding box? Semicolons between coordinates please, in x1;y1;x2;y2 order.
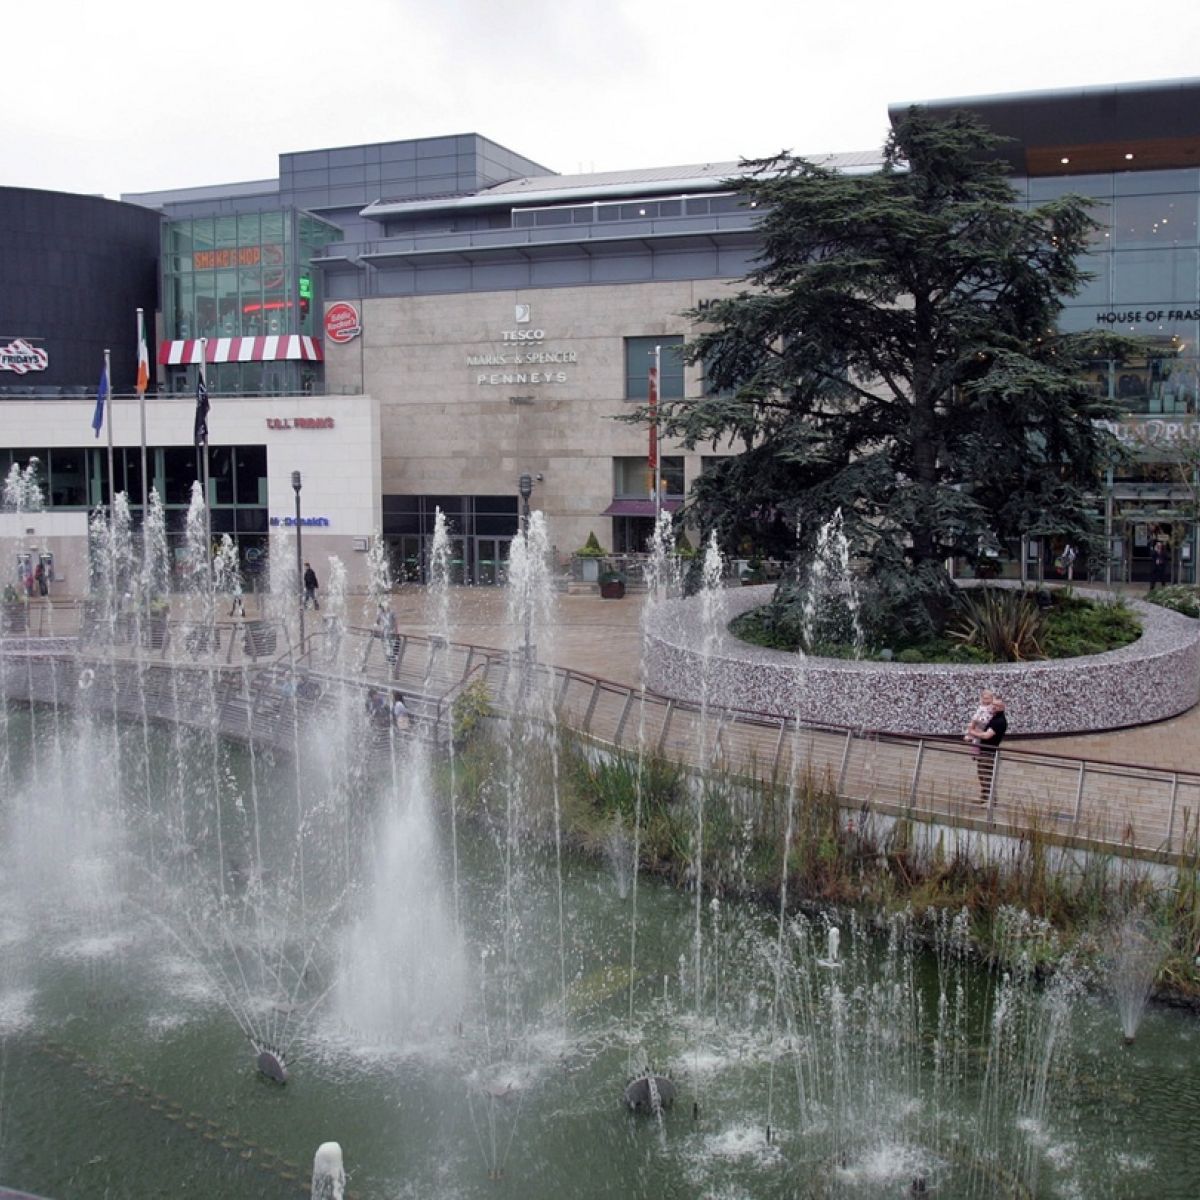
644;586;1200;736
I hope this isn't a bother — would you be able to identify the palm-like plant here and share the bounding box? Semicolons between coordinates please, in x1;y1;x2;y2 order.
949;588;1046;662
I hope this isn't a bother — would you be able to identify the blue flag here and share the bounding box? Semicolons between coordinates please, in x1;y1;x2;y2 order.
92;362;109;438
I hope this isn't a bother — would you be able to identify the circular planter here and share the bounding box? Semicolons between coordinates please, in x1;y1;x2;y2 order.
643;585;1200;736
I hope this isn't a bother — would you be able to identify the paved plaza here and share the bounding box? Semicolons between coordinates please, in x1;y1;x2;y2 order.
370;585;1200;775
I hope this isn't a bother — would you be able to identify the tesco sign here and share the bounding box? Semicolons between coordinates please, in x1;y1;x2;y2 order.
324;302;362;344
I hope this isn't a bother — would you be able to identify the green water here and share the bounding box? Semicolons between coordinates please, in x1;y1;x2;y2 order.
1;703;1199;1198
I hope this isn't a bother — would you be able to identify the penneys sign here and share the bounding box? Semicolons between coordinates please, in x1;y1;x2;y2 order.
0;338;48;374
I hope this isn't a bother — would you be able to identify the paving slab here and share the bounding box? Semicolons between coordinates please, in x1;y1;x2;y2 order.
380;586;1199;775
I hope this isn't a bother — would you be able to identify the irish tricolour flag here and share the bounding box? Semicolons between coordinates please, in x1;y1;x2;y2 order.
136;309;150;395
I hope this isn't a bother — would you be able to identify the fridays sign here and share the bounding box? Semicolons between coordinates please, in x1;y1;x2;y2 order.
0;338;48;374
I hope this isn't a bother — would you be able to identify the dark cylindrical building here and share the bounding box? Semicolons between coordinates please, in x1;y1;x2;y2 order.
0;188;160;394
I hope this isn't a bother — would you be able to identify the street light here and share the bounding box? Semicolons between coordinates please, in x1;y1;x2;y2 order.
518;473;534;663
292;470;305;648
518;473;533;530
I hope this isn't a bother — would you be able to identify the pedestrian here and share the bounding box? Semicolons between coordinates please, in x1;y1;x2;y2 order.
303;561;320;609
963;688;994;749
381;605;399;663
392;692;411;732
34;560;48;597
975;698;1007;805
1149;540;1170;591
229;592;246;617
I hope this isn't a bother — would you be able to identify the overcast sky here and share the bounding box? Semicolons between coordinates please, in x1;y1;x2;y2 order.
8;0;1200;200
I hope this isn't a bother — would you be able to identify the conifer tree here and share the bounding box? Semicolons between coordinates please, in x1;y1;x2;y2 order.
652;109;1138;636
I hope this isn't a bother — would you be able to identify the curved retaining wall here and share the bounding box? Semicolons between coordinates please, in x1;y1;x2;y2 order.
644;585;1200;736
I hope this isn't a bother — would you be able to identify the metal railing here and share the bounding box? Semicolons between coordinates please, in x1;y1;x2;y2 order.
3;611;1196;864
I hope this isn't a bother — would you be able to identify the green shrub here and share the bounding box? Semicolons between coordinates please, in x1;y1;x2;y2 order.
1145;584;1200;619
451;678;493;744
576;531;606;558
1041;594;1140;658
735;587;1140;663
949;588;1047;662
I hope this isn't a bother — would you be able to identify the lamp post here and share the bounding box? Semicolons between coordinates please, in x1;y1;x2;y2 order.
292;470;305;648
518;472;533;664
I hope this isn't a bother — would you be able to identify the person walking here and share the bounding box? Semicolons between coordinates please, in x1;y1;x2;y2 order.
975;699;1007;805
303;561;320;610
1149;540;1170;591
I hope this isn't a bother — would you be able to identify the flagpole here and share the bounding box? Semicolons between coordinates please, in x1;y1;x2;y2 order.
137;309;149;518
653;343;662;528
104;348;115;515
200;338;212;573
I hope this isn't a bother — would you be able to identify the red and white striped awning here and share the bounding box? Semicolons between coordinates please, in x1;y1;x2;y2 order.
157;336;324;366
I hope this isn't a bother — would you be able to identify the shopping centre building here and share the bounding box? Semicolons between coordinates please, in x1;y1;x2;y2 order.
1;77;1198;590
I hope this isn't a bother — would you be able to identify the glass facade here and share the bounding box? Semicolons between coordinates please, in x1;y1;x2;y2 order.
162;209;340;395
381;494;520;585
1021;168;1200;415
1;446;270;584
512;193;743;228
952;167;1200;585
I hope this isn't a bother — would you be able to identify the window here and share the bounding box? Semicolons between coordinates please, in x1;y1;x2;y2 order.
1114;194;1199;250
235;446;267;505
701;350;736;397
613;455;684;498
162;446;201;506
1113;248;1199;304
625;336;684;401
47;449;87;507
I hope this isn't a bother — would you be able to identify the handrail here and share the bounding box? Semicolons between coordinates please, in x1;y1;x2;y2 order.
5;617;1196;864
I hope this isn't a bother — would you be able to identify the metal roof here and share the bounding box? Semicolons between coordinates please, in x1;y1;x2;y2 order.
360;149;885;221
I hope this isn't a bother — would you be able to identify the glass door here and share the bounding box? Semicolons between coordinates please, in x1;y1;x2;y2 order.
392;535;424;583
475;536;511;586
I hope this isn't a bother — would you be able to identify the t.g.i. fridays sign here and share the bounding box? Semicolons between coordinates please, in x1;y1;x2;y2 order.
0;338;48;374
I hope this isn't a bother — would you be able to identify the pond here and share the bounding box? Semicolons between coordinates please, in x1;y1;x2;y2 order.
0;704;1197;1198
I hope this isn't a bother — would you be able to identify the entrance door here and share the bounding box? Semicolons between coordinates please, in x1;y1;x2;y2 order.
614;516;656;554
474;536;511;586
394;535;424;583
1126;521;1175;584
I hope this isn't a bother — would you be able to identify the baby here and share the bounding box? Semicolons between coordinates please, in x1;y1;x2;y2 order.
964;689;994;747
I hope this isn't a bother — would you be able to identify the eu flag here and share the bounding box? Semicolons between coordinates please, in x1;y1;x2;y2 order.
92;362;109;438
